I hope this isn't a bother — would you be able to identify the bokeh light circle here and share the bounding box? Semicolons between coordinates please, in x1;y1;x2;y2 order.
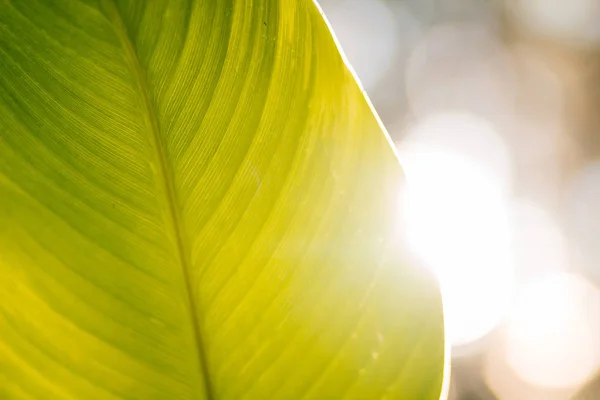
506;272;600;389
321;0;399;90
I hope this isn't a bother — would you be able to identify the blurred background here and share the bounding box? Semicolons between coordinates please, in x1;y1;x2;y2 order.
317;0;600;399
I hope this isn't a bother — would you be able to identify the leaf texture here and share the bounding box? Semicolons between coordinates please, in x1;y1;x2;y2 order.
0;0;445;399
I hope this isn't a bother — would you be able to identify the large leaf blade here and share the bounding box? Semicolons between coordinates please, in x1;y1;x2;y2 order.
0;0;445;399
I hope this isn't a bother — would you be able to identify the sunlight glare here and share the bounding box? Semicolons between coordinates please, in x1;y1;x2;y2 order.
398;113;514;348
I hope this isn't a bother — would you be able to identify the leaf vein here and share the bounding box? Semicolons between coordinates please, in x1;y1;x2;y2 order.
101;2;214;398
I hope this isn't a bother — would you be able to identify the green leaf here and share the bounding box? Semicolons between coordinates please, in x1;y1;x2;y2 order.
0;0;446;398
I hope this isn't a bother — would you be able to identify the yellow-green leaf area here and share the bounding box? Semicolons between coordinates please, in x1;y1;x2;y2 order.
0;0;445;399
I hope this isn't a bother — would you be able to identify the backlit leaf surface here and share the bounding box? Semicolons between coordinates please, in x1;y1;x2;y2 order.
0;0;445;398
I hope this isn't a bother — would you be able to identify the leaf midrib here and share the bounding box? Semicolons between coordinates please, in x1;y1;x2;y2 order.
100;1;214;398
